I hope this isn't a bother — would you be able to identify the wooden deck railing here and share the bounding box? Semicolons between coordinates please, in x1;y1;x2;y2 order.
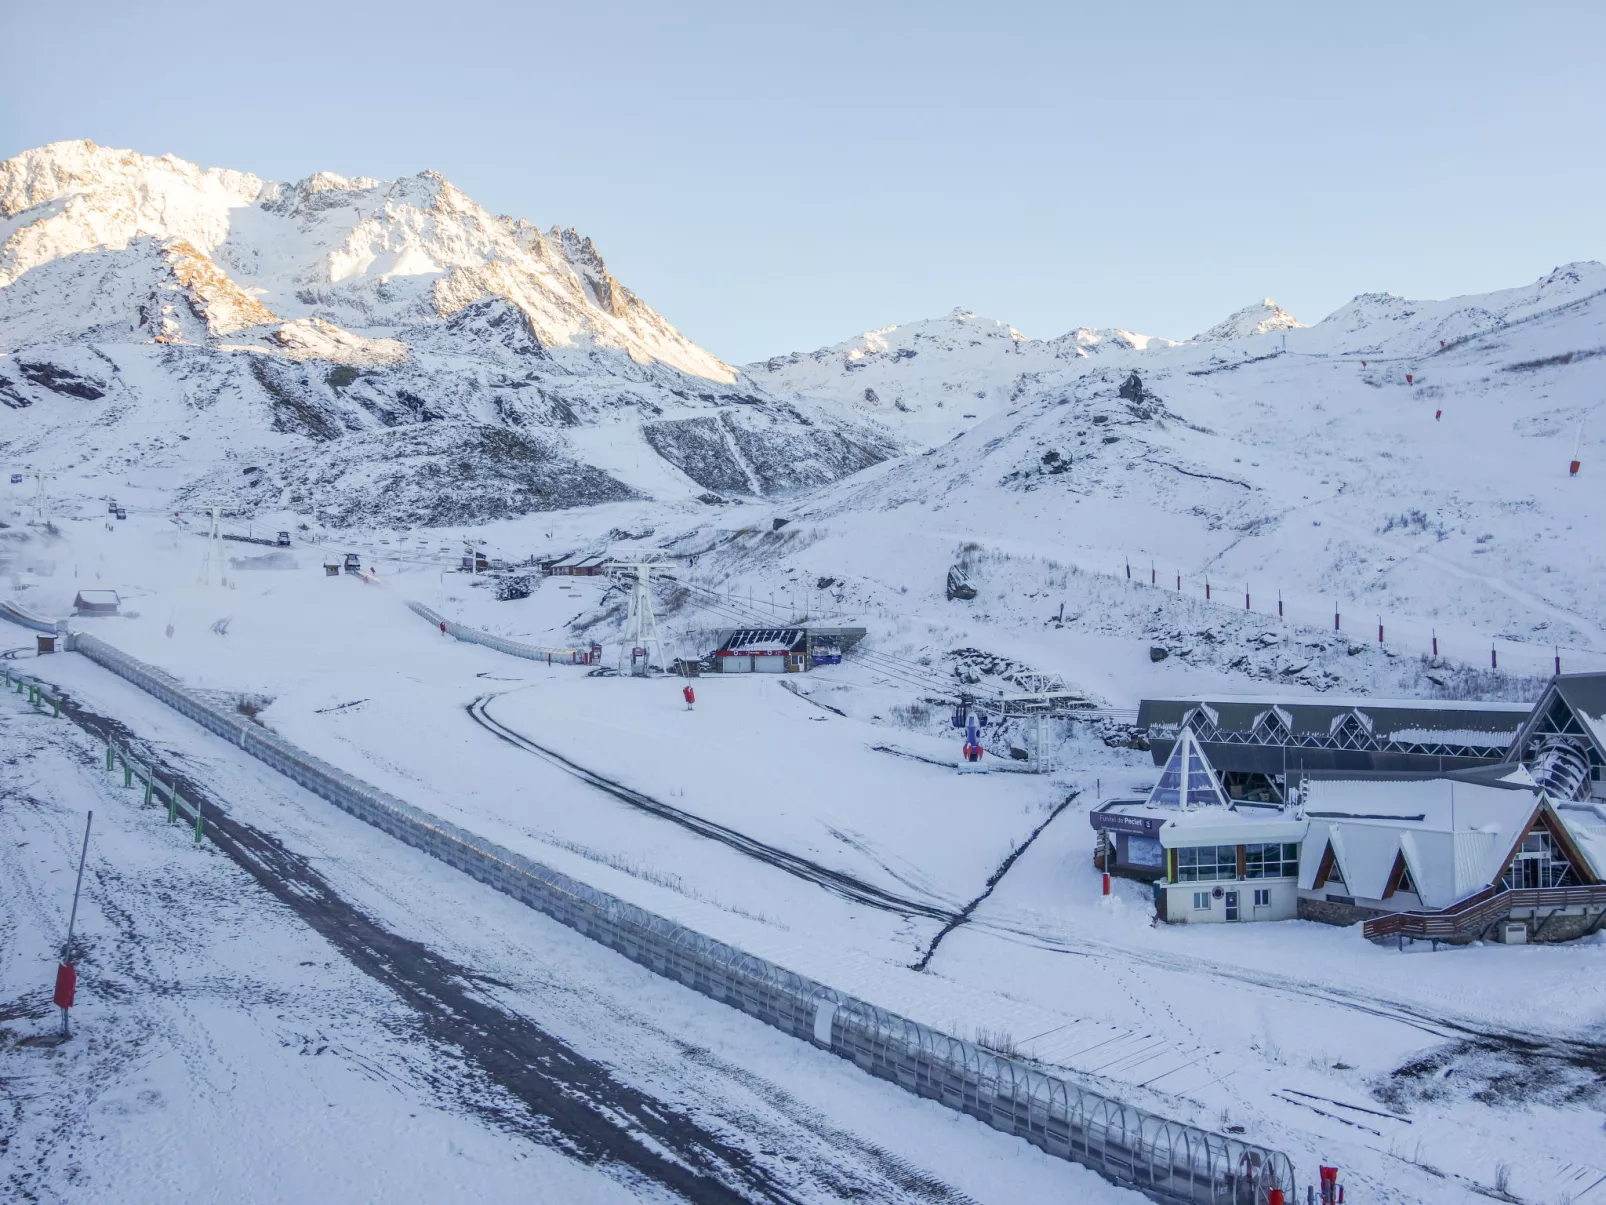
1363;883;1606;941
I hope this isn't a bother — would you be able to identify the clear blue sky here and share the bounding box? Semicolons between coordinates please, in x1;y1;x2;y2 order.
5;1;1602;362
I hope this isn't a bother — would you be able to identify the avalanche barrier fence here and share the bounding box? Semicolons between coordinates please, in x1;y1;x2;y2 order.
25;626;1296;1204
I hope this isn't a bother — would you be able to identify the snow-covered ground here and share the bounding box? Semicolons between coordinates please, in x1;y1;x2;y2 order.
6;481;1606;1203
6;204;1606;1204
0;650;1137;1205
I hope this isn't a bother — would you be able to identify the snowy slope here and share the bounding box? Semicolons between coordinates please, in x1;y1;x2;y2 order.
745;307;1174;446
1191;298;1302;342
0;142;897;524
785;288;1605;667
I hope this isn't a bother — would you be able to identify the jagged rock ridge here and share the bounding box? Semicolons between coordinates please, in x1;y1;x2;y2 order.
0;140;897;523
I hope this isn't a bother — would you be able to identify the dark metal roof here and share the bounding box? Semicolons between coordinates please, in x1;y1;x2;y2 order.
1302;763;1534;790
1138;696;1529;741
1554;673;1606;726
1507;672;1606;762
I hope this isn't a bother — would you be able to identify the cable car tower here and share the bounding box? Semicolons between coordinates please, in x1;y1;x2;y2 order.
609;557;672;675
197;505;224;587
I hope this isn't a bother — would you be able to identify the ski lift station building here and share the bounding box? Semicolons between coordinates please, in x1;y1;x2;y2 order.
709;625;866;673
1090;675;1606;942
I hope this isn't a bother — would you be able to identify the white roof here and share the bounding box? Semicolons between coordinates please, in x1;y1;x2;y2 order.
76;589;120;603
1384;726;1522;746
1158;809;1308;847
1298;777;1538;908
1560;811;1606;882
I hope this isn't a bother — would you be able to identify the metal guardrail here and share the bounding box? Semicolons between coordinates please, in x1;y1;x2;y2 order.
405;600;595;664
50;630;1294;1203
4;663;64;715
1;664;203;840
1363;882;1606;941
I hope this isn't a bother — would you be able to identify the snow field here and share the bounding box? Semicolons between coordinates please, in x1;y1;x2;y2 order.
0;650;1141;1204
7;511;1602;1205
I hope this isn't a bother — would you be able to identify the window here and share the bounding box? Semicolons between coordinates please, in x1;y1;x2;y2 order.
1252;709;1291;745
1503;829;1575;890
1253;888;1271;907
1150;732;1227;809
1192;891;1212;911
1177;845;1238;883
1329;712;1377;750
1244;842;1300;879
1385;852;1417;898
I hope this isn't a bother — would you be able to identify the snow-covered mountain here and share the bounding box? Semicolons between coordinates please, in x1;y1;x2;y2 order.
745;307;1174;446
748;266;1606;455
1191;298;1302;342
0;141;896;525
775;263;1606;683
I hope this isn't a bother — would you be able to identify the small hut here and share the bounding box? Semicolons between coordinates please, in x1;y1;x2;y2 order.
73;589;121;616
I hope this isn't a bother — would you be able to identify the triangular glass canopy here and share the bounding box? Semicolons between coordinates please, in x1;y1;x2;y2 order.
1148;728;1229;810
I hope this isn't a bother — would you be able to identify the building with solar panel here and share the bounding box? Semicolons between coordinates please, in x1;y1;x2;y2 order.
708;626;866;673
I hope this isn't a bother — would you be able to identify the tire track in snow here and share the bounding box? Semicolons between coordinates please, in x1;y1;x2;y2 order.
466;692;964;924
47;692;810;1205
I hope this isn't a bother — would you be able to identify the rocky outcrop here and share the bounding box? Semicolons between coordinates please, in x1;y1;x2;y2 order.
0;140;897;513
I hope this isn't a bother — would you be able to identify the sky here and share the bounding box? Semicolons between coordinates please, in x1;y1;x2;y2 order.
4;1;1603;363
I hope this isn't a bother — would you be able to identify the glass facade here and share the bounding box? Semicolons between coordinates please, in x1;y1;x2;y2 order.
1244;843;1300;879
1176;845;1238;883
1150;734;1226;809
1173;841;1300;883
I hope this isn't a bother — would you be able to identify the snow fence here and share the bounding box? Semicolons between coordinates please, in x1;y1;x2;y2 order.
405;600;593;664
66;628;1295;1204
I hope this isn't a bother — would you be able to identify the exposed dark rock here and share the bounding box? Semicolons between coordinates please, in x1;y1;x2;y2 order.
18;361;105;399
643;415;751;493
177;422;638;528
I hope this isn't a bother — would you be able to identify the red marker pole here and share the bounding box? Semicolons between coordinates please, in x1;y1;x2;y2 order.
1491;646;1498;670
1125;560;1131;580
1278;591;1283;619
1431;630;1438;657
1334;605;1341;632
56;810;93;1039
1205;579;1211;601
1378;617;1384;645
